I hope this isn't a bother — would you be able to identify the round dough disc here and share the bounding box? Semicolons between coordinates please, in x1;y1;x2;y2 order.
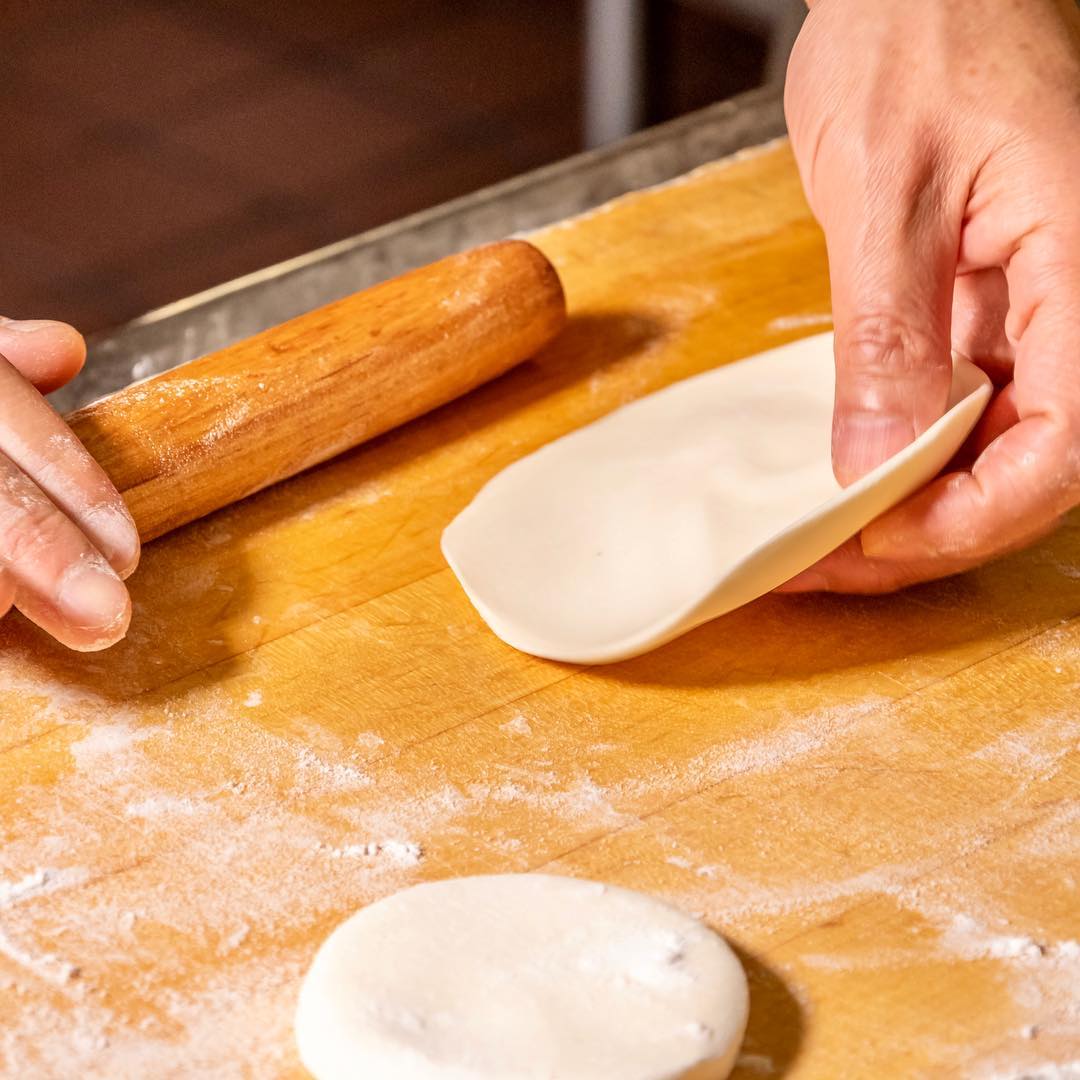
295;873;748;1080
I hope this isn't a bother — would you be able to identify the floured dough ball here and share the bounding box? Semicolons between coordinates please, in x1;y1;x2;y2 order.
295;873;748;1080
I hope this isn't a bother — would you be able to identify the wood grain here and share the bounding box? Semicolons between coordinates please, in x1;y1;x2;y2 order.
0;140;1076;1079
65;240;566;541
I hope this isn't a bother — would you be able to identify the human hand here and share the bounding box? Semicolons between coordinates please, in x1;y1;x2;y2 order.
0;317;139;650
781;0;1080;593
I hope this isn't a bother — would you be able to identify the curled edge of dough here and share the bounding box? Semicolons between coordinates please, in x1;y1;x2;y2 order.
442;333;992;664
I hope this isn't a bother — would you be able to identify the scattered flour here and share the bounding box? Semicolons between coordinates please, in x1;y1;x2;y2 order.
354;481;390;507
737;1053;776;1075
243;691;263;709
0;870;50;909
125;795;202;819
0;868;89;910
0;868;90;990
319;841;423;868
196;399;251;452
293;747;371;792
973;716;1080;780
379;841;423;867
577;928;693;994
219;925;251;955
0;604;1075;1077
944;915;1048;961
69;723;155;773
0;927;80;988
499;713;532;737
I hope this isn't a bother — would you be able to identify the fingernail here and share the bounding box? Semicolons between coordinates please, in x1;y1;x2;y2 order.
58;560;129;631
833;412;916;485
86;504;140;574
0;318;56;335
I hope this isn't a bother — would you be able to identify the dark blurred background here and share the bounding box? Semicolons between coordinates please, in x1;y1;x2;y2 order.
1;0;801;335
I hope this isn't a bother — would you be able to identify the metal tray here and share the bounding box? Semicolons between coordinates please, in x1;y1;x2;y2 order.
55;87;784;412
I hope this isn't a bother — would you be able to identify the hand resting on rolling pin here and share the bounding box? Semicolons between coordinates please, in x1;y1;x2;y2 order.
781;0;1080;594
0;241;563;653
0;317;139;651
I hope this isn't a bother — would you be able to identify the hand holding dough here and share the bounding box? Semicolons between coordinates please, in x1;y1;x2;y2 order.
786;0;1080;584
443;333;990;664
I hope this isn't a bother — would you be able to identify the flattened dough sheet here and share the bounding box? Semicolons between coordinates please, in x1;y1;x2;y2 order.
443;333;991;664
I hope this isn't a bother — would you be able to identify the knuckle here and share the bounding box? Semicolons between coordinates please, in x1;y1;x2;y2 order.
0;490;68;568
837;314;941;380
30;454;74;497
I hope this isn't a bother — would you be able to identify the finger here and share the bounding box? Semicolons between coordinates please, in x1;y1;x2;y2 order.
951;268;1015;382
0;356;140;578
967;382;1020;460
0;569;13;620
863;414;1075;565
824;150;964;486
0;317;86;394
863;229;1080;564
0;451;130;650
775;536;960;594
946;382;1019;472
776;512;1059;595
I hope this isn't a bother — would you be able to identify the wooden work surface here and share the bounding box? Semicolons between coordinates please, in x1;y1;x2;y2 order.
1;141;1078;1079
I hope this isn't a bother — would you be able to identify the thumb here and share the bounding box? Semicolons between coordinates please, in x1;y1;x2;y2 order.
825;171;961;486
0;317;86;394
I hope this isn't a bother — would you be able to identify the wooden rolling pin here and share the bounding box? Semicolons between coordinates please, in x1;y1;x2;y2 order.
66;240;566;542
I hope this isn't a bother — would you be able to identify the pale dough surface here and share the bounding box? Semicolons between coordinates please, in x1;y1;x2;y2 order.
442;333;991;663
294;874;749;1080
